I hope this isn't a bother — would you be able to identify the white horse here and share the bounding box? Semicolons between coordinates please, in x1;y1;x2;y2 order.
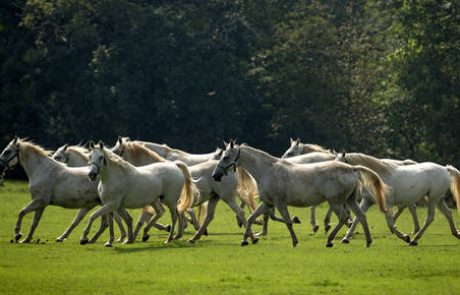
282;138;421;234
82;142;196;246
113;137;261;221
212;141;388;247
51;144;129;241
111;138;254;243
122;137;223;166
0;137;116;243
336;152;460;245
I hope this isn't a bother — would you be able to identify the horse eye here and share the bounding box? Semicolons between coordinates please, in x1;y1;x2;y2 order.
223;156;229;161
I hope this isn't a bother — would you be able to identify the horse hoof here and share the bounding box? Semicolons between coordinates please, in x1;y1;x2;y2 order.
409;240;418;246
312;225;319;233
251;237;259;244
80;238;89;245
104;242;113;247
403;234;411;244
173;235;182;241
142;234;150;242
203;229;208;236
188;238;196;244
325;225;331;233
56;238;64;243
241;240;249;247
454;232;460;239
292;216;301;224
20;239;31;244
366;240;372;248
326;241;334;248
292;241;298;248
165;225;172;233
341;238;350;244
14;233;22;242
237;221;243;228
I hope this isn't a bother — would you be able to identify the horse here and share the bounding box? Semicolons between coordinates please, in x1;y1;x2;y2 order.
282;138;421;234
113;137;260;221
119;137;223;166
0;137;119;244
336;152;460;245
111;138;254;243
212;140;388;248
51;144;129;242
82;142;196;246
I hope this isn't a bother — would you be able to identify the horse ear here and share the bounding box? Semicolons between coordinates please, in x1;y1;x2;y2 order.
12;136;18;144
88;141;95;150
230;140;234;149
223;140;228;148
295;138;300;146
63;144;68;151
99;141;104;149
118;136;123;144
290;137;295;144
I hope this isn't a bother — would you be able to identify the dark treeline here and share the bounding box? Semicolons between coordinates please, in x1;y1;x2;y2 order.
1;1;460;165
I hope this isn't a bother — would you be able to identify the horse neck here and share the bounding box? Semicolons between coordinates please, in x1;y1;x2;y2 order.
19;146;56;179
124;148;163;166
238;146;277;184
99;155;132;183
67;151;89;167
142;142;169;158
346;153;395;177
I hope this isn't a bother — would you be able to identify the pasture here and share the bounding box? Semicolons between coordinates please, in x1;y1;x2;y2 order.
0;181;459;294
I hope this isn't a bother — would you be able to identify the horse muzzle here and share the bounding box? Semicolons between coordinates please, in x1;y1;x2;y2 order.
212;169;224;182
88;172;98;182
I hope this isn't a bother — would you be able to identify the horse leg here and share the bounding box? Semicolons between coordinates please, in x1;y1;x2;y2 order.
14;199;43;242
242;202;269;246
344;191;372;247
105;212;115;247
186;208;201;231
384;210;411;244
222;195;259;242
342;198;372;241
80;202;118;245
88;215;109;243
256;212;270;237
165;207;178;243
113;212;127;243
21;207;46;243
117;208;133;244
309;206;319;233
189;197;220;243
323;206;332;233
436;200;460;239
407;204;420;234
275;202;298;247
57;207;91;242
325;203;348;248
409;202;436;245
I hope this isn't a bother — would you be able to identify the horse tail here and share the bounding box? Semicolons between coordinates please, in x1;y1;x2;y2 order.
446;165;460;215
353;165;388;213
236;167;259;212
175;161;197;214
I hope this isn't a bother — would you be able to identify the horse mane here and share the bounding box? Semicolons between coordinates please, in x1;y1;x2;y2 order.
124;141;166;162
67;145;90;160
102;147;136;171
240;144;279;162
302;143;330;153
345;153;398;175
19;140;52;158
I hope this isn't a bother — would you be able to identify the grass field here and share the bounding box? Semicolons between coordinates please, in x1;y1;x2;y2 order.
1;181;459;294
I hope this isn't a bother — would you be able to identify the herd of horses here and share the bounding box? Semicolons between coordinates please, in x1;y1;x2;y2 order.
0;136;459;248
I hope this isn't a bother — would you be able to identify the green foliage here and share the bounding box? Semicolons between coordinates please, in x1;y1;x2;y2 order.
1;181;460;294
1;0;460;164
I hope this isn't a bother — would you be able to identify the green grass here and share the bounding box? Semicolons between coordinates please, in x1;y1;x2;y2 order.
1;180;459;294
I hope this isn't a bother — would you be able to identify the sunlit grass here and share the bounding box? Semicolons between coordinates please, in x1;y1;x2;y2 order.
1;180;459;294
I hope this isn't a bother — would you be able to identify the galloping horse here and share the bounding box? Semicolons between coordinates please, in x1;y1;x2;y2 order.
0;137;115;243
336;152;460;245
111;138;254;243
82;142;196;246
282;138;421;234
212;141;388;247
51;144;128;241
